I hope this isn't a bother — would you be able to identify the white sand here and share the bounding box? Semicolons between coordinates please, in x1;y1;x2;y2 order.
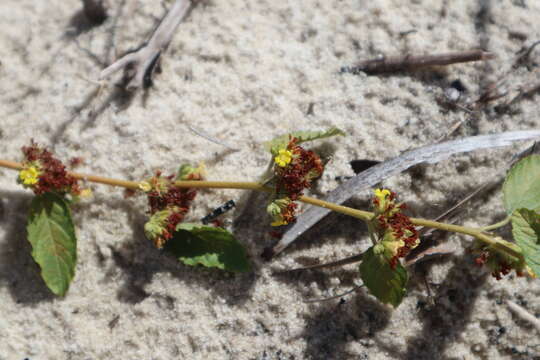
1;0;540;359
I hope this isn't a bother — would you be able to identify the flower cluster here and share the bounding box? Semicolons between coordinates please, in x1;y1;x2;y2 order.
141;165;203;248
18;142;84;197
473;239;534;280
371;189;419;269
267;137;324;226
266;197;298;227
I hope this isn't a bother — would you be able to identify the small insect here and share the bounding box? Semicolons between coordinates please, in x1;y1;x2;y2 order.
201;200;235;225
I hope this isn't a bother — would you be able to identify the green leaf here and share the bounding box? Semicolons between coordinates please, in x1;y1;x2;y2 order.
359;246;408;308
503;155;540;214
164;223;250;272
27;193;77;296
266;127;345;155
512;208;540;276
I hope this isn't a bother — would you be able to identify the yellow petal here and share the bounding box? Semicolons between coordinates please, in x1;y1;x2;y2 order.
274;149;293;167
19;166;40;185
138;181;152;192
271;220;288;227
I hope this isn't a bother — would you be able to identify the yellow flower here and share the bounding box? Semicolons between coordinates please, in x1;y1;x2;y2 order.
19;166;40;186
274;149;293;167
374;188;391;202
138;181;152;192
271;219;288;227
79;188;93;198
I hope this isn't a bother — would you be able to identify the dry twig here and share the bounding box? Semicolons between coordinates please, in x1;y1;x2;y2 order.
304;285;364;303
274;253;364;274
188;125;239;151
507;300;540;333
99;0;192;90
476;40;540;108
404;243;456;267
341;50;493;75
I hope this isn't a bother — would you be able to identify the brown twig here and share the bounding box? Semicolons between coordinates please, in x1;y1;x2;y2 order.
404;243;456;267
341;50;494;75
513;40;540;69
476;40;540;108
99;0;192;90
503;69;540;107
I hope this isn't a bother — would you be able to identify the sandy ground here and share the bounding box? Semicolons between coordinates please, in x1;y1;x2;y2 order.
1;0;540;359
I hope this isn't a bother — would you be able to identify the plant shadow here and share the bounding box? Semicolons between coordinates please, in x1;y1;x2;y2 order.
263;196;373;263
267;177;499;358
300;289;392;359
0;190;55;304
402;254;488;359
96;196;258;307
51;83;137;149
65;8;104;39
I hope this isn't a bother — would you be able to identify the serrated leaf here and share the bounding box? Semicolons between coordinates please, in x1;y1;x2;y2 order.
266;127;345;156
164;223;250;272
27;193;77;296
503;155;540;214
512;208;540;276
359;246;408;307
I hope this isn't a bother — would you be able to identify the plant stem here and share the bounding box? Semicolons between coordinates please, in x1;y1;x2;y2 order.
0;159;520;258
480;216;511;231
0;159;23;171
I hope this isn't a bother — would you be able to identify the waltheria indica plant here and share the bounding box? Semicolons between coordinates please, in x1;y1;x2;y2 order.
0;129;539;308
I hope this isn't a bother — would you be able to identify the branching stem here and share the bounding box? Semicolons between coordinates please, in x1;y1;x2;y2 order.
480;216;512;231
0;159;521;259
99;0;192;90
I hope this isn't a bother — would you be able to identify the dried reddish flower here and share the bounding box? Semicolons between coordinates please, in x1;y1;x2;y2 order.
472;240;532;280
269;137;324;226
19;142;81;196
142;169;201;248
372;189;419;269
274;137;324;201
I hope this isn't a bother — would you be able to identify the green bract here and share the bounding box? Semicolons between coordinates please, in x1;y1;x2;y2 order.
144;209;171;243
265;127;345;156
